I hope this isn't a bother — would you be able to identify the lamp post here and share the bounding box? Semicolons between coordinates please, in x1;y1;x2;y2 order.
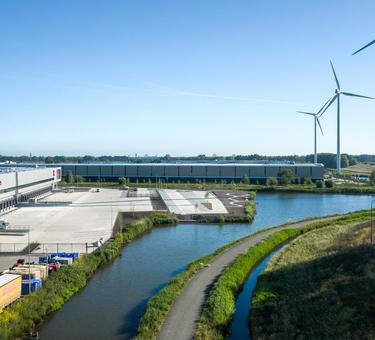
371;200;375;245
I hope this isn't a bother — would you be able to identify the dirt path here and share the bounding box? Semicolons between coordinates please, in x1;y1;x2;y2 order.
157;215;339;340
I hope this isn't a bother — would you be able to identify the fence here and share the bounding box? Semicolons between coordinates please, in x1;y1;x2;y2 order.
0;242;99;255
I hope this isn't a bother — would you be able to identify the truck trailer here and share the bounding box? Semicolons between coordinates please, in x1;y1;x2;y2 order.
0;274;22;310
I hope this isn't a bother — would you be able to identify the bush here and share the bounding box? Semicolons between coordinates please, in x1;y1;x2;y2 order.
266;178;278;186
301;177;313;185
277;170;294;186
315;180;324;188
325;179;334;188
0;213;176;340
241;175;250;185
118;177;126;186
370;170;375;185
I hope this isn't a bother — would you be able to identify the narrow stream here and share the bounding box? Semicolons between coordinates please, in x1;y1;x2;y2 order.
227;247;285;340
39;193;374;339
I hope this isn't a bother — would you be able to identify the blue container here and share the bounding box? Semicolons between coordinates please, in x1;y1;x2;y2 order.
22;279;42;295
50;253;79;261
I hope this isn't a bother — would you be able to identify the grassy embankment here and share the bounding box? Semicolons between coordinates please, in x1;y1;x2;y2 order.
342;163;375;176
0;213;177;340
59;180;375;195
251;215;375;339
135;198;257;340
194;210;373;340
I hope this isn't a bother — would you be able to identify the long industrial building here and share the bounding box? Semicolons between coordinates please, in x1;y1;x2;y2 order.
0;167;61;214
50;163;324;183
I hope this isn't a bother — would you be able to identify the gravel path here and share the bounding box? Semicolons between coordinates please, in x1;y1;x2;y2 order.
157;215;339;340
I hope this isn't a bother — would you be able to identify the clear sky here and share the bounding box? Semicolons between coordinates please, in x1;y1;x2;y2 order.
1;0;374;156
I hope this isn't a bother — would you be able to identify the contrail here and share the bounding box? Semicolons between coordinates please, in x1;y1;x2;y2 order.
150;88;301;105
2;71;301;105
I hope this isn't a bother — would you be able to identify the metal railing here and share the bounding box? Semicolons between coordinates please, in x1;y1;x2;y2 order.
0;242;98;254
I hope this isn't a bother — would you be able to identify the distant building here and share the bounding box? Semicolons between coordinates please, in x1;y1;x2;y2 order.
0;167;61;214
42;162;324;183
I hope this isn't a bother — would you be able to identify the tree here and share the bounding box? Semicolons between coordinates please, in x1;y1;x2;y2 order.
267;177;278;186
118;177;126;186
241;175;250;185
65;170;74;184
370;170;375;185
301;177;313;185
325;179;334;188
278;169;294;186
315;180;324;188
74;175;84;184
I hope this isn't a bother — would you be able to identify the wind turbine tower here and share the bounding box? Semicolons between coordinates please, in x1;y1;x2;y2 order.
297;99;329;164
320;61;373;173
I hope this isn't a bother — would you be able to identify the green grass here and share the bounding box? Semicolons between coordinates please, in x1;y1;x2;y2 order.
250;216;375;340
194;210;373;340
0;213;177;340
135;213;339;340
136;228;260;340
59;180;375;195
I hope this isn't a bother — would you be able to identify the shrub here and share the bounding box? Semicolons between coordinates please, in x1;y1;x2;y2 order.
277;170;294;186
315;180;324;188
301;177;313;185
267;178;278;186
325;179;334;188
370;170;375;185
0;213;176;340
241;175;250;185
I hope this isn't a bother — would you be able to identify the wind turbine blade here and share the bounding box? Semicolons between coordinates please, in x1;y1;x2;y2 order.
297;111;315;116
316;117;324;136
353;40;375;55
319;95;337;117
317;97;333;115
341;92;374;100
330;60;340;90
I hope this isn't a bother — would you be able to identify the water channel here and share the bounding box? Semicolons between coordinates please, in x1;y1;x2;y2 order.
39;193;374;339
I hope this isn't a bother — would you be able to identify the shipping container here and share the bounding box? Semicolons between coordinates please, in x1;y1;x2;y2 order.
0;274;22;309
50;252;79;260
16;265;48;281
22;279;42;295
8;268;41;280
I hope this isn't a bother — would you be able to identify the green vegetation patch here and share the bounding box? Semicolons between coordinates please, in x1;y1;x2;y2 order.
251;216;375;339
136;229;260;340
0;213;177;340
195;210;373;340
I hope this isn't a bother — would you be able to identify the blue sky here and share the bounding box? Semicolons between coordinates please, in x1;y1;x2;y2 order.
1;0;374;156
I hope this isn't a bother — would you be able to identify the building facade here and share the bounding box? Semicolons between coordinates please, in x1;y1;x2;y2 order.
55;163;324;183
0;167;61;214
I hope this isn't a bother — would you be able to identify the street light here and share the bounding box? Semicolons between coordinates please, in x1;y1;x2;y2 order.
371;200;375;245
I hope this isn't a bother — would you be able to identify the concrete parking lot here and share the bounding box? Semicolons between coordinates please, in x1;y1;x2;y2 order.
0;188;154;254
158;189;228;215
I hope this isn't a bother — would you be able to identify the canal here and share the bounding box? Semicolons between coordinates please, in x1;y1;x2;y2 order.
39;193;374;339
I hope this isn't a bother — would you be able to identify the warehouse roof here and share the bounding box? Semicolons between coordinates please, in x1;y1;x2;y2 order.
42;162;324;167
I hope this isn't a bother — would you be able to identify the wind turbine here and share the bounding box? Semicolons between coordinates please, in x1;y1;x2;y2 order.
320;61;373;173
297;99;330;164
353;39;375;55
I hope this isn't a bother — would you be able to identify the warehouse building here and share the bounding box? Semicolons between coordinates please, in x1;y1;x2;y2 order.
51;163;324;183
0;167;61;214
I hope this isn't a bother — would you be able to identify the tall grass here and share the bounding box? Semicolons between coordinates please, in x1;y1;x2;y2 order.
251;216;375;339
194;210;373;340
0;213;177;340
